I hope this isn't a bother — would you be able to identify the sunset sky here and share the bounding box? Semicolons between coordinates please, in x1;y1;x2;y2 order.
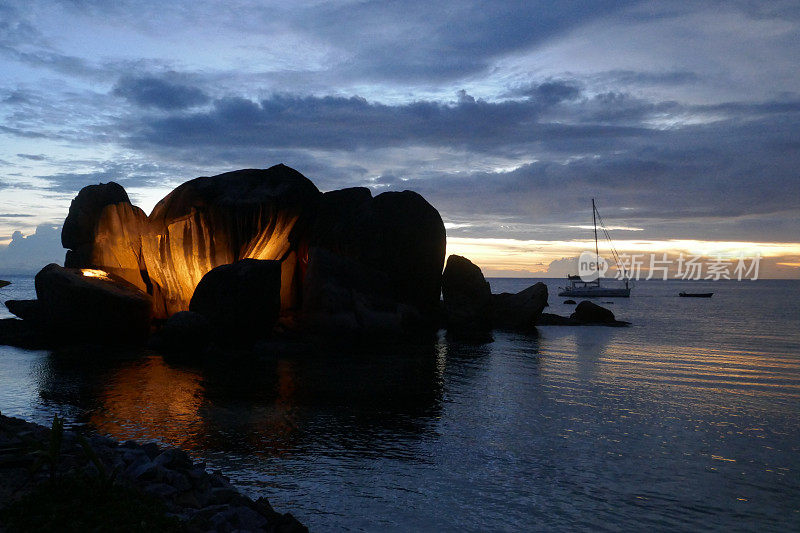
1;1;799;277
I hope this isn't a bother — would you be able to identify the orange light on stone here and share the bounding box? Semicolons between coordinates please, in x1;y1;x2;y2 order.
81;268;111;280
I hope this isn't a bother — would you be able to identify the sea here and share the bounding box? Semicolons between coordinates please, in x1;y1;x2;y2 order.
1;275;799;531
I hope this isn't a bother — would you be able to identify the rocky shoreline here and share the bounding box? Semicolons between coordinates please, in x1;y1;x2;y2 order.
0;413;306;532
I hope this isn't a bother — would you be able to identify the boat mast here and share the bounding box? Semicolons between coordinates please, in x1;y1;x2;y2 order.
592;198;599;280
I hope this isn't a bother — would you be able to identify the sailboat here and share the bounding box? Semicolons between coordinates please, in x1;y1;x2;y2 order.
558;199;631;298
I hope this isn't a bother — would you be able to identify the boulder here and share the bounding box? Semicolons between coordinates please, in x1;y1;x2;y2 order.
353;191;446;323
563;299;576;304
0;318;46;349
189;259;282;342
4;300;42;322
62;182;130;252
570;300;621;324
491;282;548;331
34;263;153;343
63;165;322;319
144;165;321;317
57;165;449;344
305;188;446;336
537;312;579;326
302;247;410;341
309;187;372;254
441;255;492;339
156;311;213;353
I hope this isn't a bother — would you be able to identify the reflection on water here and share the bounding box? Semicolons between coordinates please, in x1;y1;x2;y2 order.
1;277;800;530
90;356;206;450
26;342;447;461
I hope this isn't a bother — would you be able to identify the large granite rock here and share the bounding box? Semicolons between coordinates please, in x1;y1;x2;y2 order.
189;259;281;342
301;247;411;341
309;187;372;254
354;191;446;322
492;282;548;332
63;165;321;319
59;164;447;343
304;188;446;335
62;182;130;252
62;182;150;293
33;263;153;343
144;165;320;317
570;300;618;324
441;255;492;339
155;311;213;353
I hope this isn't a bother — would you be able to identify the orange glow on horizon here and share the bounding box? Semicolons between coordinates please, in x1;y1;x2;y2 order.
446;236;800;278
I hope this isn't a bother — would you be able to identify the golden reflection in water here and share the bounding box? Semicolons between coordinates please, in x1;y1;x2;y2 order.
90;356;206;450
88;355;304;456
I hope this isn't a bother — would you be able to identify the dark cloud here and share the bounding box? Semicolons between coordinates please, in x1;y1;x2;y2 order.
0;213;34;218
113;76;210;110
124;91;649;155
16;153;46;161
301;0;637;81
601;70;700;87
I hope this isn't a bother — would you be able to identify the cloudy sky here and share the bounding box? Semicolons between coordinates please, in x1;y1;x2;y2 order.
1;0;799;277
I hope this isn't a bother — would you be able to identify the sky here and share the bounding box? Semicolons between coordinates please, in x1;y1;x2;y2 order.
1;0;799;277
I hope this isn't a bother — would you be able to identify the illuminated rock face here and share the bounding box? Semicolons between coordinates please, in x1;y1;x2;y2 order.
63;164;321;319
62;164;447;336
140;166;320;316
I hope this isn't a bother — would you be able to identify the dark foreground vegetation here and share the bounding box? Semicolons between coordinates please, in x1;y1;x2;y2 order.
0;413;306;532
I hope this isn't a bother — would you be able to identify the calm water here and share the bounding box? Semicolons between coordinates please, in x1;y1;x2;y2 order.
1;275;800;531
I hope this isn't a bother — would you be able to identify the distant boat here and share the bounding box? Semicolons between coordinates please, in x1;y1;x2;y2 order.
558;199;631;298
679;292;713;298
0;279;10;288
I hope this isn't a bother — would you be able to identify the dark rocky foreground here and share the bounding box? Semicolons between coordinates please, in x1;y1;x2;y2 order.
0;414;306;532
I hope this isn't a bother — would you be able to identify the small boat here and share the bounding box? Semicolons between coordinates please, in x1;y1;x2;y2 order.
0;279;10;288
679;292;713;298
558;199;631;298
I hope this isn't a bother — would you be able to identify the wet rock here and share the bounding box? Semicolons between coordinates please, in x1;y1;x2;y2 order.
155;310;213;353
441;255;492;341
190;258;282;343
0;318;47;349
569;300;630;326
563;299;576;304
4;299;42;322
34;263;153;344
571;300;616;323
537;313;580;326
492;282;548;332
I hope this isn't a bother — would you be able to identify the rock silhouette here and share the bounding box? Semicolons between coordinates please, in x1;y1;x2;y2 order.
492;282;548;332
189;258;282;342
25;163;447;345
441;254;492;339
34;263;153;343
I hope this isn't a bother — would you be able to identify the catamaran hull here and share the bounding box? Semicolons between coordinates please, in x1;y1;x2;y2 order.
558;287;630;298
